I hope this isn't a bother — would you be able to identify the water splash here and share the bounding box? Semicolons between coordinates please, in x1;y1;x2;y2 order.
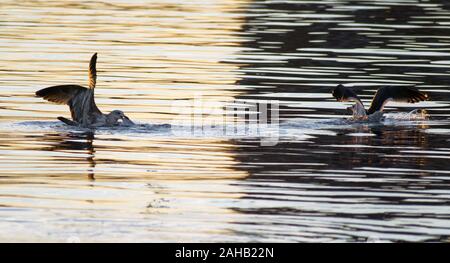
384;109;429;121
8;109;431;138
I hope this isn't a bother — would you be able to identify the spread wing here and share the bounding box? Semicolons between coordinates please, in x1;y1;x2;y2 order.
36;53;101;124
88;53;97;89
367;86;428;114
36;84;86;105
332;84;364;106
36;84;102;122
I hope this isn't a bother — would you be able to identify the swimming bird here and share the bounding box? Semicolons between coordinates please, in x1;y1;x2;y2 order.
36;53;134;127
332;84;428;120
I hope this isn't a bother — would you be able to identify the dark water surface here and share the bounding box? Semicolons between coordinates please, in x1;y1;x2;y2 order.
0;0;449;242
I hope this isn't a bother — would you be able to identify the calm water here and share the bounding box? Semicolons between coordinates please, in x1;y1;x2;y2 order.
0;0;450;242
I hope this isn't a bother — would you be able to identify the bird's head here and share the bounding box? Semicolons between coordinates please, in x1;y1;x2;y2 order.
109;110;125;120
332;84;346;102
107;110;134;126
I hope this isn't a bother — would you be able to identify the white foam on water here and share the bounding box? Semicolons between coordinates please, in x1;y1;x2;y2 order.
1;109;431;142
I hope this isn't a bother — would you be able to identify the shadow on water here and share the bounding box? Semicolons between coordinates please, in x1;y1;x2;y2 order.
221;0;450;242
234;0;450;118
37;131;97;181
229;122;450;242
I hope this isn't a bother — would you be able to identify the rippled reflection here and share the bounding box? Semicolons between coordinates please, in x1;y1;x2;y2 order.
0;0;449;242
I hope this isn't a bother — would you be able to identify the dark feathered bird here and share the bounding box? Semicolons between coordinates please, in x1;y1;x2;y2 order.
332;84;428;118
36;53;134;127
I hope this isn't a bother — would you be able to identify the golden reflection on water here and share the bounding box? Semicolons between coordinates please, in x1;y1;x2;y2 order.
0;0;249;123
0;0;251;242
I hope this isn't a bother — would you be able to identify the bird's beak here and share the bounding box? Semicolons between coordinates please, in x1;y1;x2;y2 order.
121;115;135;126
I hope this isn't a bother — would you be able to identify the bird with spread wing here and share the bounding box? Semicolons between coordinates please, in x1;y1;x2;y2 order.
36;53;134;127
332;84;428;120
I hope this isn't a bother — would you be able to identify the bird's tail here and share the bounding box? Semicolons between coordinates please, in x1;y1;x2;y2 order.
57;117;79;126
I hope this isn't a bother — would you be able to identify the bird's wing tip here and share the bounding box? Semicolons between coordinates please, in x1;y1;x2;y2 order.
35;88;47;97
